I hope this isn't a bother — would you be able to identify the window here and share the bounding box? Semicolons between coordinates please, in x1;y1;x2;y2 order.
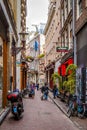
70;21;72;48
65;0;68;19
70;21;72;40
78;0;82;15
68;0;72;14
61;9;64;27
86;0;87;7
61;34;65;47
65;29;68;47
70;0;72;9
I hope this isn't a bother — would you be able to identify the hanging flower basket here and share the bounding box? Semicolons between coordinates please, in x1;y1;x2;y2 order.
26;56;34;62
38;54;45;59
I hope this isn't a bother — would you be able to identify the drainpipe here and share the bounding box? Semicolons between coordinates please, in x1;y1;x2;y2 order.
73;0;77;65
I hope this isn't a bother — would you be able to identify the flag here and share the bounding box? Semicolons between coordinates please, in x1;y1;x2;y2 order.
34;40;38;51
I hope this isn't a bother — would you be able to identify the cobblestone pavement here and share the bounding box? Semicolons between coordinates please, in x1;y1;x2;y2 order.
0;90;79;130
49;92;87;130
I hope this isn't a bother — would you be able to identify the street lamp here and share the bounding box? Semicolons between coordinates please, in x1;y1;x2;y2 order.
19;31;29;48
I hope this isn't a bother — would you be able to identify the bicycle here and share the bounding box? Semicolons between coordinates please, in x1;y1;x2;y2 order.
77;102;87;118
67;95;77;118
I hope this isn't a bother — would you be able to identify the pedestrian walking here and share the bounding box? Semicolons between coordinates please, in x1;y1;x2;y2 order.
53;84;59;99
41;82;49;100
31;83;36;95
36;83;39;91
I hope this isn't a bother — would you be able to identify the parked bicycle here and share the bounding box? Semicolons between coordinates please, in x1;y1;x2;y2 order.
67;95;87;118
77;102;87;118
67;95;77;118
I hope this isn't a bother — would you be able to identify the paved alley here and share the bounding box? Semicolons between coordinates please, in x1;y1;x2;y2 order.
0;90;79;130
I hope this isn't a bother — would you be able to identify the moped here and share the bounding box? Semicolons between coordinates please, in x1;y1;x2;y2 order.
7;91;24;119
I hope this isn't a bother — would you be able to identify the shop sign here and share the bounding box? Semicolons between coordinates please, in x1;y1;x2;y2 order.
56;47;68;52
0;46;2;56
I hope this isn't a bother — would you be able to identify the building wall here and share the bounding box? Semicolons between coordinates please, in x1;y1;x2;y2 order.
0;0;18;108
16;0;21;90
60;0;73;52
44;0;61;66
44;0;61;88
77;24;87;67
75;0;87;102
75;0;87;67
8;0;17;23
76;0;87;33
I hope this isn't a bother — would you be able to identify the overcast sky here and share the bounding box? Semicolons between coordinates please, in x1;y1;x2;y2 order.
26;0;49;31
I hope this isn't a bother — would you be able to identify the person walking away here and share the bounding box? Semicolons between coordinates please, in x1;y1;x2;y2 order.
36;83;39;91
53;84;58;99
31;83;35;96
44;83;49;100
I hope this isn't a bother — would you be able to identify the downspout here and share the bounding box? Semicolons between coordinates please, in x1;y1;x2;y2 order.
73;0;77;65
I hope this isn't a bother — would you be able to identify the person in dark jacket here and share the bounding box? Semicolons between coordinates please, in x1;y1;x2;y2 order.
36;83;39;90
53;84;58;99
41;82;49;100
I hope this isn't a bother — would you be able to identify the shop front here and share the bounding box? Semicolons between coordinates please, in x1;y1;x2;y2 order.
76;23;87;102
58;50;74;81
45;61;55;89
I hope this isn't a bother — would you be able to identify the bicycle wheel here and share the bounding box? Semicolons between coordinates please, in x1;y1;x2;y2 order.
67;108;73;118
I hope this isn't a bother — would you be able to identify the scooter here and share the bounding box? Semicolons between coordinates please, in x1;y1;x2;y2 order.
7;91;24;119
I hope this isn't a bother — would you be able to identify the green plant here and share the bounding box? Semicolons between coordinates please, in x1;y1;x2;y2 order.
26;56;34;61
51;72;62;91
38;53;45;59
66;64;77;76
63;81;68;91
65;64;77;94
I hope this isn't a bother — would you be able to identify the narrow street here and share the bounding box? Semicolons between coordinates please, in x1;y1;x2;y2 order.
0;90;79;130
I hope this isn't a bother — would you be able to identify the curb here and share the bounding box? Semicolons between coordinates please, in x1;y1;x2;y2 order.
0;107;10;125
49;95;69;117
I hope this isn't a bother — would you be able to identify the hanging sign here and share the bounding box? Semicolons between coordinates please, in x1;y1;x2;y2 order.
56;47;68;52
